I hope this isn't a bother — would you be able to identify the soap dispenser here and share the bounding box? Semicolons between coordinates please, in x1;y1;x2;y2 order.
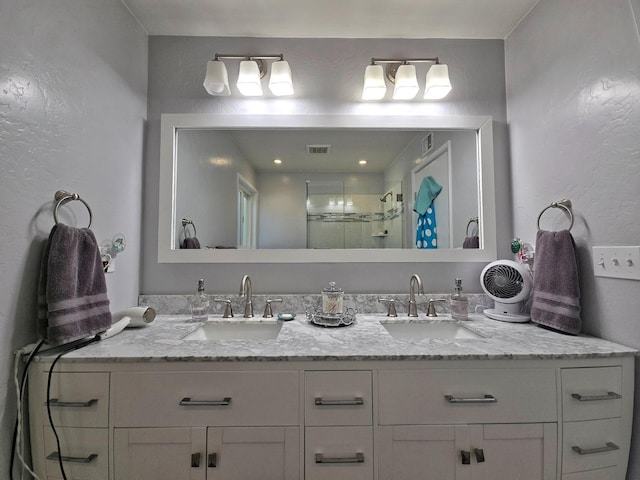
190;278;210;321
450;278;468;320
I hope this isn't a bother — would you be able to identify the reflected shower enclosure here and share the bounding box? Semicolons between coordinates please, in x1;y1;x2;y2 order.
306;180;403;249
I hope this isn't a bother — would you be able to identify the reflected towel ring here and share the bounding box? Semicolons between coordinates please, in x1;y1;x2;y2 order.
182;218;197;238
466;217;479;237
536;199;573;231
53;190;93;228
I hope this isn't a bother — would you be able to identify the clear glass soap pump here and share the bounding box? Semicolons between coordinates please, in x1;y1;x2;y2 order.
450;278;469;320
190;278;210;321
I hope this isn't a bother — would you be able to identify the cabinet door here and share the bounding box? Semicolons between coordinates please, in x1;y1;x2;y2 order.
377;425;463;480
472;423;557;480
207;426;300;480
114;427;206;480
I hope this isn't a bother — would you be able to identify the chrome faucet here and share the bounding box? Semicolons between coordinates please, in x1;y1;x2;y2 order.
239;275;254;318
408;274;424;317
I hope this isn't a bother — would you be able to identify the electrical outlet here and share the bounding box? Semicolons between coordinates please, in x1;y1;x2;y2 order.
592;246;640;280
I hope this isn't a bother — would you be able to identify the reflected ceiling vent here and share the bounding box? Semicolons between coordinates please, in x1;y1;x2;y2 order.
306;144;331;154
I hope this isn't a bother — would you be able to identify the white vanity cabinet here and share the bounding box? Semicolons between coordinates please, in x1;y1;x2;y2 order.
376;368;559;479
111;370;301;480
304;370;374;480
28;357;635;480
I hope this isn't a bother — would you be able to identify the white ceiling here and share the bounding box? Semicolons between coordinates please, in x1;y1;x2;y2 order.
122;0;539;39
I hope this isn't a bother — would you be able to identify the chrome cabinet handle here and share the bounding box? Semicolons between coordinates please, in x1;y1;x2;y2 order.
315;452;364;464
460;450;471;465
571;392;621;402
179;397;231;406
572;442;619;455
445;394;497;404
191;452;201;468
208;453;218;468
46;398;98;408
474;448;485;463
47;452;98;464
314;396;364;406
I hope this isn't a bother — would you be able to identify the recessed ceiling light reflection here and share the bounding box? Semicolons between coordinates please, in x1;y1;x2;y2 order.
358;160;367;165
273;158;282;165
210;157;230;166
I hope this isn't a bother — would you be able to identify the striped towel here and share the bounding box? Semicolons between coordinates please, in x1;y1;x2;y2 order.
38;224;112;345
531;229;581;335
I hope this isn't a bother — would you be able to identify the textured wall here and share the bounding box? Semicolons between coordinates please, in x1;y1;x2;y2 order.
0;0;147;471
143;36;510;295
505;0;640;476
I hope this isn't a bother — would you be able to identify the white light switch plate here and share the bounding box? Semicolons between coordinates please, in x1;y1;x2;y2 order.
592;246;640;280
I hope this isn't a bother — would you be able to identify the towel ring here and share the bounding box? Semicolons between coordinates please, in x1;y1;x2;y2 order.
466;217;479;237
53;190;93;228
536;199;573;231
181;218;197;238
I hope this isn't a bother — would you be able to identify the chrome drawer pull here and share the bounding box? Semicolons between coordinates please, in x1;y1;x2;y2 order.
572;442;619;455
179;397;231;406
315;452;365;464
571;391;621;402
445;394;497;404
47;452;98;463
46;398;98;408
314;396;364;406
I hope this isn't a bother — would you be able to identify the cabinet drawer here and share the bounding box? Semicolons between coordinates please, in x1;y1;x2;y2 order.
378;368;557;425
562;367;622;421
563;418;621;473
113;371;299;427
305;426;373;480
44;427;108;480
305;370;372;426
42;372;109;428
563;467;617;479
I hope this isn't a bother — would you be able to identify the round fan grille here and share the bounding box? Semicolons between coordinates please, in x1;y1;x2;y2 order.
482;263;524;299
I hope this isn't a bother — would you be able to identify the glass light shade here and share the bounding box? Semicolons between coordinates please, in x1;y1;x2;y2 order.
203;60;230;96
268;60;294;96
361;65;387;100
392;64;419;100
236;60;263;96
424;64;452;99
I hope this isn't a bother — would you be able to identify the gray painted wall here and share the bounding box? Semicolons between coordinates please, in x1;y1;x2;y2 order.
505;1;640;477
143;36;511;295
0;0;147;471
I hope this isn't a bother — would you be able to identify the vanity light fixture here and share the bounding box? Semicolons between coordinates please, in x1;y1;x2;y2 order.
361;57;451;101
203;54;294;97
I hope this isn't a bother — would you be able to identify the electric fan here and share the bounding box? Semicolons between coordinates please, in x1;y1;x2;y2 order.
480;260;532;323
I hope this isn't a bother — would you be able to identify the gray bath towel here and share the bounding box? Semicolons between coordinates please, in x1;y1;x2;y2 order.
463;236;479;248
37;224;112;345
181;237;201;249
531;229;581;335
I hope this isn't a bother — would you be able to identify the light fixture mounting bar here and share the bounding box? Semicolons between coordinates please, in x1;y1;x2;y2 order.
214;54;285;61
370;57;440;65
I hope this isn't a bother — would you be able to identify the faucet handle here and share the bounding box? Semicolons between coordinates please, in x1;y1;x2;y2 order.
426;298;446;317
214;299;234;318
263;298;283;318
378;298;397;317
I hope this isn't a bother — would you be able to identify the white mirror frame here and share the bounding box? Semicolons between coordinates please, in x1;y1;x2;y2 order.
158;114;497;263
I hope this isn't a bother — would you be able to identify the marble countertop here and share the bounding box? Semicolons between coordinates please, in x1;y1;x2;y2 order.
42;313;638;363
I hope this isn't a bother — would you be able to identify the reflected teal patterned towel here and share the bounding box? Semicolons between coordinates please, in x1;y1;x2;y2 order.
531;229;581;335
414;176;442;249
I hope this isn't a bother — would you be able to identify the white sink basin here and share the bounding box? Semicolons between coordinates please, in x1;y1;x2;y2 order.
381;321;485;340
182;321;283;340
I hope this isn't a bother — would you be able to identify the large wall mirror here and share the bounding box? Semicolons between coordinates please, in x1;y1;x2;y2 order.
158;114;496;263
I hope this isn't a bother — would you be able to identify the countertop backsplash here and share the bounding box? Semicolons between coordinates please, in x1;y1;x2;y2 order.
138;293;494;317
